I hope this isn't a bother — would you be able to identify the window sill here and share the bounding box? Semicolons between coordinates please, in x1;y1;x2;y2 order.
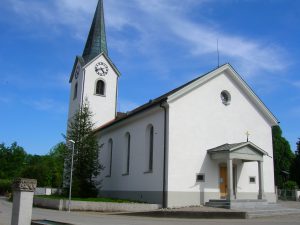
94;94;106;97
144;170;153;174
105;175;111;178
222;101;231;106
122;173;129;176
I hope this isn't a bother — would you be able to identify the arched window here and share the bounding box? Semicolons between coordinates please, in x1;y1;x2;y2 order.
108;139;113;177
95;79;105;96
73;82;78;100
145;124;154;172
123;133;131;175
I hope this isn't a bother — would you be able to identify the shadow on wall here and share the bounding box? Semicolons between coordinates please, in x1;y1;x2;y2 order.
236;160;244;193
190;153;219;204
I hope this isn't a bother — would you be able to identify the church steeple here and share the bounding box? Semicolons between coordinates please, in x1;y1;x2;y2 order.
82;0;108;63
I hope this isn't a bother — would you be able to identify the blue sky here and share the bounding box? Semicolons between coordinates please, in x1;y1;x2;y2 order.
0;0;299;155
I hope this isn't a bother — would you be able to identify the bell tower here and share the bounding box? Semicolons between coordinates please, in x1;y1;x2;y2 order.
67;0;120;128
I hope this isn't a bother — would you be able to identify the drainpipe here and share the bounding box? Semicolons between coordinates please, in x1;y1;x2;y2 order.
160;100;169;208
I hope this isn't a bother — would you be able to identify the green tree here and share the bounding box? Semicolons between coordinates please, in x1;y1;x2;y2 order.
0;142;27;179
65;100;103;198
0;141;66;189
48;142;68;187
272;126;294;188
20;143;67;188
290;138;300;187
21;155;53;187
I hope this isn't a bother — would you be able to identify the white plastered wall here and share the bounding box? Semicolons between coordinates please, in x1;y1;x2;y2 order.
67;54;118;129
83;55;118;128
167;71;275;206
96;106;165;199
68;62;84;122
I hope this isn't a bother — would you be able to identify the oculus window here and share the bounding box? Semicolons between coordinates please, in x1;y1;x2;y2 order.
221;90;231;105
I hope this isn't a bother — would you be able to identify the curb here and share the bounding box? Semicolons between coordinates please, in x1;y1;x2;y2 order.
32;220;73;225
118;210;248;219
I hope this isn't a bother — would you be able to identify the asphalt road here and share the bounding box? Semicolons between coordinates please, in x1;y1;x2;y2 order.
1;198;300;225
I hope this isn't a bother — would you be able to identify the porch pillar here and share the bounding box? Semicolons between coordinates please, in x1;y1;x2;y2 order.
227;158;234;200
258;161;265;199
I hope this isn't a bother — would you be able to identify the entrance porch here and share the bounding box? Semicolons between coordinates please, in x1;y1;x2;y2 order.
207;142;269;203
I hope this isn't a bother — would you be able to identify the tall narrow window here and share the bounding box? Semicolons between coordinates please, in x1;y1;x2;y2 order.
108;139;113;177
73;82;78;100
123;133;131;175
145;125;154;172
95;79;105;96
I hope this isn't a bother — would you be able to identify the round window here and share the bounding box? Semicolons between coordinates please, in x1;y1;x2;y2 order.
221;90;231;105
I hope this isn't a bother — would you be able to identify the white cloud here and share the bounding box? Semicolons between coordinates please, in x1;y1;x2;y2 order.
6;0;96;39
0;97;11;104
2;72;69;90
292;81;300;88
23;98;67;113
133;0;289;77
5;0;290;77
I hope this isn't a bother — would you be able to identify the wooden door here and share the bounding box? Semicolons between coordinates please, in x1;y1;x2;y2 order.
219;166;227;198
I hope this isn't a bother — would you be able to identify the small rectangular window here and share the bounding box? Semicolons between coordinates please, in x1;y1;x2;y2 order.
196;173;205;182
249;176;256;184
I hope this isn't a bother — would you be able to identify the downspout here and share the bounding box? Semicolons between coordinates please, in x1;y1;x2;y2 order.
115;76;119;118
160;100;169;208
81;69;86;106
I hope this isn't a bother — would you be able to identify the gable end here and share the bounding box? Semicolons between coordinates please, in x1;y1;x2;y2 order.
167;64;278;126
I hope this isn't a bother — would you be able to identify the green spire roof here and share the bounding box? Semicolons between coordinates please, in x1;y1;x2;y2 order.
82;0;108;63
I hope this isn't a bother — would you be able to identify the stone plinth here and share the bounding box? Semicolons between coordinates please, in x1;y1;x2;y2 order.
11;178;37;225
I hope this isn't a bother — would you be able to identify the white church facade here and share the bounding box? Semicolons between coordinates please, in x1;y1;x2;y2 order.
68;0;278;208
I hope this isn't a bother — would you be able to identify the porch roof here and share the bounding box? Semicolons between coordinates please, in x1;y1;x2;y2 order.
207;142;269;162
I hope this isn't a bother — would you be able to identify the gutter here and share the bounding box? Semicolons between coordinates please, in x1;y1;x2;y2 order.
160;101;169;208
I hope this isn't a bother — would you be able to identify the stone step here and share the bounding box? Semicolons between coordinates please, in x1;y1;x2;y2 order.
205;200;230;209
205;205;230;209
206;199;274;210
207;199;229;202
247;208;300;218
230;200;269;209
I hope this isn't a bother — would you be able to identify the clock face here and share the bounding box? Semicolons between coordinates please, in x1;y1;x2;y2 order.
95;62;109;76
75;66;80;79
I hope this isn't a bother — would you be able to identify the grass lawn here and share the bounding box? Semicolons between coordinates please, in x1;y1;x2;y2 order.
35;195;141;203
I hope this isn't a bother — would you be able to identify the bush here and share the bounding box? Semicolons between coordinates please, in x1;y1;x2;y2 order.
0;179;12;195
282;180;298;190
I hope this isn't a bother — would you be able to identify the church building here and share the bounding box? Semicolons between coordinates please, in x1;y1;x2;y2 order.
68;0;278;208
